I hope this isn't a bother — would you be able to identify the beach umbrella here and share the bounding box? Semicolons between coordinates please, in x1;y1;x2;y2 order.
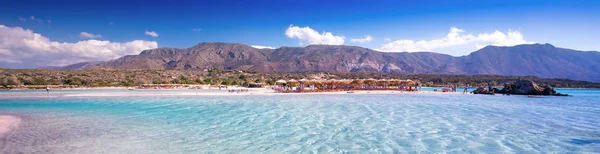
339;79;352;85
364;78;377;86
351;79;364;86
287;79;299;87
399;79;416;85
298;79;309;83
275;79;287;83
377;79;389;85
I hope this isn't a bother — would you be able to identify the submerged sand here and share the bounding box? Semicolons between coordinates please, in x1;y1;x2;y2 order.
0;115;20;136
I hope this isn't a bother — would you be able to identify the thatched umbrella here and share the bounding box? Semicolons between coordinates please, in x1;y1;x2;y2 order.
351;79;364;85
351;79;364;88
387;79;400;86
377;79;390;88
298;79;309;89
298;79;309;84
338;79;352;86
275;79;287;87
399;79;416;85
287;79;299;87
364;78;377;86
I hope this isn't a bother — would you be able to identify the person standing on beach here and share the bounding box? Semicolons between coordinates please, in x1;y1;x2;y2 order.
46;86;50;93
463;83;469;94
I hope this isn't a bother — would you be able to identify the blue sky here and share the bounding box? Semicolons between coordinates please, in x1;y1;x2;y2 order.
0;0;599;68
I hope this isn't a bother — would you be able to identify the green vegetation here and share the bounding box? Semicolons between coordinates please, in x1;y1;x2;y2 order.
1;68;599;88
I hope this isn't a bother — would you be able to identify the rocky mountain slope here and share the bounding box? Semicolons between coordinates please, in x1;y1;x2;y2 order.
60;42;600;82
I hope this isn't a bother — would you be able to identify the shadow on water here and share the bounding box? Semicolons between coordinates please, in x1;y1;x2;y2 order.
569;139;600;145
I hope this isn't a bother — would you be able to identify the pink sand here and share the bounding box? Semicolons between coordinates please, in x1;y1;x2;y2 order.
0;115;20;135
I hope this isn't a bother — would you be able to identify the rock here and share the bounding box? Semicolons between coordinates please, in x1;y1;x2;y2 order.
472;87;488;94
488;79;569;96
471;87;496;95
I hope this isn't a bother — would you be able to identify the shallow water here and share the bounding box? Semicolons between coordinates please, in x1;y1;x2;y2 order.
0;90;599;153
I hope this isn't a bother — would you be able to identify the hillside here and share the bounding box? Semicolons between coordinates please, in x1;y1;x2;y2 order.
59;42;600;82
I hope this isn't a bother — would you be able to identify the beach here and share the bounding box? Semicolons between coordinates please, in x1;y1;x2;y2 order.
0;88;463;98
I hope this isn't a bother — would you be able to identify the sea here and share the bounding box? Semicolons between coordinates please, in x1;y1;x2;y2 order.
0;88;598;153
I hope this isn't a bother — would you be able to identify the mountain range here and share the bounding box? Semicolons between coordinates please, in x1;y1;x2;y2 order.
59;42;600;82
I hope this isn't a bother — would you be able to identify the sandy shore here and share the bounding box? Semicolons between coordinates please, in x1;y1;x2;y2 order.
0;88;468;98
0;115;20;136
59;89;464;97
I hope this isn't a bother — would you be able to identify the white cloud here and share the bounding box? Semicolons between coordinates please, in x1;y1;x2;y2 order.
0;25;157;67
191;28;202;32
384;38;391;42
19;16;44;22
145;30;159;37
79;32;102;39
251;45;275;49
379;27;534;56
285;25;345;45
350;35;373;43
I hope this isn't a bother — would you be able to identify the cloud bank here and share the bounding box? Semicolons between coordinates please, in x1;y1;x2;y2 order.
285;25;345;45
350;35;373;43
379;27;533;55
0;25;157;67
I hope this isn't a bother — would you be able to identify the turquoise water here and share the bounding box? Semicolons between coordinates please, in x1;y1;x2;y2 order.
0;89;599;153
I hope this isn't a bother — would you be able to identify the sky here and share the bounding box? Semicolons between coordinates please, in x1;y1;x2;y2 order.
0;0;599;68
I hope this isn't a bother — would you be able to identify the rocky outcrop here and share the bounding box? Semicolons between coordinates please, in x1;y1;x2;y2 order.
473;80;569;96
506;80;562;95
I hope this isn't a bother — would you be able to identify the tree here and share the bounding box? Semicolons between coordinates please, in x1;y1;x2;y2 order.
64;77;85;85
136;79;149;85
202;78;212;84
228;80;237;86
152;79;164;84
178;75;189;84
239;74;247;80
221;79;231;85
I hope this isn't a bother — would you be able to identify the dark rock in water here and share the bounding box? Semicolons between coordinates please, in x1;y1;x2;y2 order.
472;87;487;94
472;87;494;95
471;87;498;95
475;79;569;96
